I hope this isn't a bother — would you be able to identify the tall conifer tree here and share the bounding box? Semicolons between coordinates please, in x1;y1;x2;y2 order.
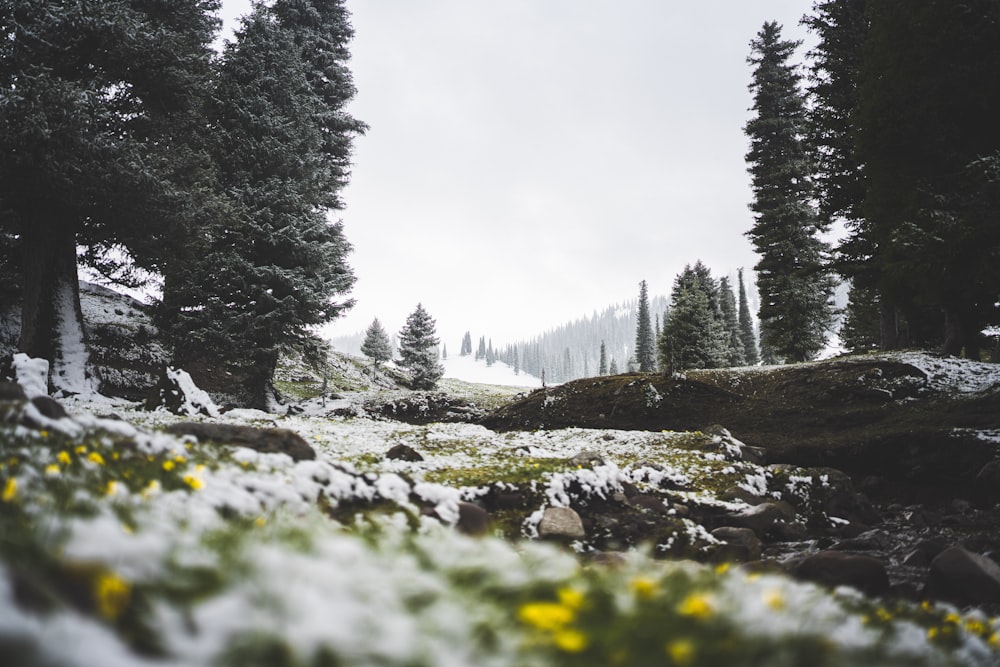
737;268;760;364
745;21;834;363
398;304;444;389
635;280;656;372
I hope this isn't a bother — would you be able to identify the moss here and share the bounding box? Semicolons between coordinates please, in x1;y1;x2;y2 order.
424;458;569;488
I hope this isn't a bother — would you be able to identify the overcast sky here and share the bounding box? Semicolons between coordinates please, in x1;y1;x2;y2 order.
219;1;817;349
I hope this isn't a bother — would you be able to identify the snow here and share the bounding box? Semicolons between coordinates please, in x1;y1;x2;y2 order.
52;278;96;395
442;354;541;388
12;352;48;398
164;366;222;418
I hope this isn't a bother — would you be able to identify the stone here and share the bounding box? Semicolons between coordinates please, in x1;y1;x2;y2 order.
455;502;491;537
164;422;315;461
568;450;605;467
146;367;220;418
789;551;890;597
0;382;27;401
924;546;1000;606
721;501;797;539
711;526;762;562
385;444;424;462
538;506;586;541
627;495;670;514
30;395;68;420
831;529;892;552
719;486;767;505
588;551;628;568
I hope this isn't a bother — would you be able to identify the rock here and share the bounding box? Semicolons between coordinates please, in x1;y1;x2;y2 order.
568;450;605;467
538;507;586;541
972;460;1000;508
588;551;628;567
902;539;948;568
789;551;890;597
720;486;767;505
385;444;423;462
30;395;68;421
711;527;762;562
163;422;315;461
455;502;491;536
831;529;892;552
924;546;1000;606
627;495;670;514
721;501;797;539
0;382;27;401
147;367;220;418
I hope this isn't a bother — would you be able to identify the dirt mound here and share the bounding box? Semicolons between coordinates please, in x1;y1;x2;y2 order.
480;356;1000;484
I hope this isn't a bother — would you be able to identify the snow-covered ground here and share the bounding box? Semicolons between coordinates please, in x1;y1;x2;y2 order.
442;354;542;388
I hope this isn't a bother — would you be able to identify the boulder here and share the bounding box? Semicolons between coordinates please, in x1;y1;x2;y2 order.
538;506;586;541
924;546;1000;606
710;526;762;562
30;395;68;421
0;382;27;402
385;444;423;462
568;450;605;468
720;501;797;539
147;367;220;418
455;502;491;537
627;495;670;514
164;422;315;461
789;551;890;597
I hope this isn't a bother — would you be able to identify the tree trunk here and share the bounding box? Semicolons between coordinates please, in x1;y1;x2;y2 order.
879;296;899;350
18;219;92;394
942;308;963;357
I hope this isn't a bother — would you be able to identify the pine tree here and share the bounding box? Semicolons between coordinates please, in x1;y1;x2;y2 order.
460;331;472;356
599;341;608;376
719;276;746;366
839;282;881;352
737;268;760;364
476;336;486;361
442;343;448;360
0;0;220;391
398;304;444;389
658;263;731;373
635;279;656;372
609;358;619;375
745;21;835;363
161;0;365;408
360;318;392;374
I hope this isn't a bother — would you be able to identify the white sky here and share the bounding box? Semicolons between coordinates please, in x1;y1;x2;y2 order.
219;1;816;349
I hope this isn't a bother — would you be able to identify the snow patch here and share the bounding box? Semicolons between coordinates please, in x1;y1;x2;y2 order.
164;367;221;418
12;353;49;398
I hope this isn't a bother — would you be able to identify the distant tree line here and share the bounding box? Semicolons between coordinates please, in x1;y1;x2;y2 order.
0;0;365;407
747;2;1000;361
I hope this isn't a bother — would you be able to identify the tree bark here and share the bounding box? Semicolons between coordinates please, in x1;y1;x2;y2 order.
18;219;90;393
879;296;899;350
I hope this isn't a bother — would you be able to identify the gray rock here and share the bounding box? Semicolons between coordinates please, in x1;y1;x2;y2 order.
924;546;1000;605
0;382;27;401
722;501;797;538
455;502;491;536
711;526;762;562
789;551;890;597
538;506;586;540
627;494;670;514
385;444;423;462
164;422;316;461
30;395;68;420
568;450;605;467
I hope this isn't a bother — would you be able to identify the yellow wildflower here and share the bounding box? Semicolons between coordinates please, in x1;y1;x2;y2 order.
557;587;586;610
112;452;120;460
678;593;714;620
75;445;87;454
714;562;731;575
173;455;186;464
45;464;60;476
39;430;49;438
93;571;132;621
142;480;161;499
1;478;16;502
183;474;203;490
763;589;786;611
105;480;119;496
944;613;962;626
988;632;999;649
629;577;657;600
195;464;206;474
875;607;893;622
666;639;695;666
58;451;71;465
255;516;267;527
928;627;940;641
965;619;987;636
553;628;588;653
162;460;175;472
87;452;105;466
518;602;575;632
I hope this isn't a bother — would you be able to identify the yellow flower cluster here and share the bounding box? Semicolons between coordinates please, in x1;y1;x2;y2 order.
93;570;132;621
518;587;589;653
677;592;715;620
2;477;16;502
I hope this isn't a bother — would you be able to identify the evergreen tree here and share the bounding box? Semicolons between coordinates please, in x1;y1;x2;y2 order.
513;347;520;375
460;331;472;356
0;0;220;391
609;358;619;375
839;282;881;352
635;280;656;372
162;0;365;408
398;304;444;389
737;268;760;364
360;318;392;374
854;0;1000;356
476;336;487;361
486;340;495;367
599;341;608;376
659;264;729;373
745;21;835;363
719;276;746;366
442;343;448;360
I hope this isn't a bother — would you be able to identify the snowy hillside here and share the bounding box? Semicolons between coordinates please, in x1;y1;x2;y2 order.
442;354;542;388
